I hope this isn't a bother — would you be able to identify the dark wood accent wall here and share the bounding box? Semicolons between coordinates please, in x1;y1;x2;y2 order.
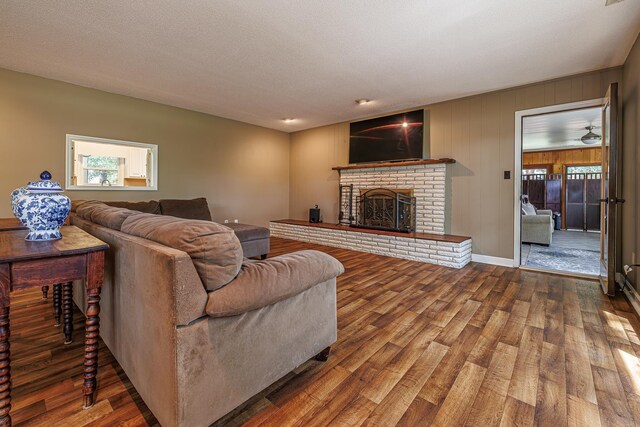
565;173;602;231
522;174;561;214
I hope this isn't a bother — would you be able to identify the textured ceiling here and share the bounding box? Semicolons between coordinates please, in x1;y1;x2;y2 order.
1;1;639;132
523;108;602;151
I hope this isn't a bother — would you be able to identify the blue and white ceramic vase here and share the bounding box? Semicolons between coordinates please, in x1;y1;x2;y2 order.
11;171;71;241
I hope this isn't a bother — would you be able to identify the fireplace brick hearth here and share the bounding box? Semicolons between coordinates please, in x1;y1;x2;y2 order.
270;220;472;268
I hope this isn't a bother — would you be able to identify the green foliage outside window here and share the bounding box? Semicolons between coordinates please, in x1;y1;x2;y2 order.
522;168;547;175
85;156;119;169
566;165;602;174
83;156;120;185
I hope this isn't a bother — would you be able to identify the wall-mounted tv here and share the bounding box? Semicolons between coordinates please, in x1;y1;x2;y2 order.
349;109;424;164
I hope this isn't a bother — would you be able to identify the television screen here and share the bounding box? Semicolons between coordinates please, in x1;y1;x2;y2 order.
349;109;424;164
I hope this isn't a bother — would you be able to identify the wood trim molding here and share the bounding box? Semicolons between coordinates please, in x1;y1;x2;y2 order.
332;158;455;171
471;254;515;267
622;281;640;318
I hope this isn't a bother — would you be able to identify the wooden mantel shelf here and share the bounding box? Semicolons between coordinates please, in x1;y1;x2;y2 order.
332;158;455;171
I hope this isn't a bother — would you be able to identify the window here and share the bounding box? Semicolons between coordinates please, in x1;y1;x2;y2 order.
522;168;547;175
83;156;122;186
566;165;602;174
66;134;158;190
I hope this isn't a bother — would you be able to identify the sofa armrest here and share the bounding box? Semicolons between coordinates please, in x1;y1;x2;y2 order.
537;209;553;216
205;250;344;317
523;214;552;225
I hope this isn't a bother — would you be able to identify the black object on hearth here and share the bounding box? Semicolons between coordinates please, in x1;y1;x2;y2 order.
339;184;354;226
309;205;321;223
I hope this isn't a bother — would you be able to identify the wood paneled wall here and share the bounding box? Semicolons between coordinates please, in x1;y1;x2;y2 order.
290;67;623;259
523;147;602;174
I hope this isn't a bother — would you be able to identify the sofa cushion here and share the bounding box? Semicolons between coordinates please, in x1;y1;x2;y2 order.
90;206;144;230
121;214;242;291
224;223;270;242
522;202;537;216
76;201;143;230
104;200;161;214
75;200;104;218
159;198;212;221
205;250;344;317
71;200;88;212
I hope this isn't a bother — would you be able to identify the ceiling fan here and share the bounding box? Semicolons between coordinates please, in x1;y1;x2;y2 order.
580;126;601;145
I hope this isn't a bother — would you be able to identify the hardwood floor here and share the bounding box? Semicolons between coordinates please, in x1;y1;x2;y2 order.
8;237;640;426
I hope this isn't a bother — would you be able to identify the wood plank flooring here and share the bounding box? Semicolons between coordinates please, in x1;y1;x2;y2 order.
9;237;640;426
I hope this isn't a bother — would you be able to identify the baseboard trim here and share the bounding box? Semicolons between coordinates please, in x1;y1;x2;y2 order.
622;280;640;318
471;254;515;267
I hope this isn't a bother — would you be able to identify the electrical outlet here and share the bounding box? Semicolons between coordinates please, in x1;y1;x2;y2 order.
224;219;229;224
234;219;239;223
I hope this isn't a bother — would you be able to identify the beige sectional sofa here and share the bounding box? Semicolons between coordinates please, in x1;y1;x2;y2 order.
69;201;344;426
103;197;271;259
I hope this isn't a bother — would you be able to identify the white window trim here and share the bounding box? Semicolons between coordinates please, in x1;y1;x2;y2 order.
65;134;158;191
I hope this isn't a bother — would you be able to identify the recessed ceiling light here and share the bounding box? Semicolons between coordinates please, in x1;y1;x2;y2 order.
282;118;295;123
355;99;370;105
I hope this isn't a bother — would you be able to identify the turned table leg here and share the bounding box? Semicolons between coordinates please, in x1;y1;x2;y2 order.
0;307;11;427
62;282;73;344
41;286;49;299
53;284;62;327
0;264;11;427
82;288;101;409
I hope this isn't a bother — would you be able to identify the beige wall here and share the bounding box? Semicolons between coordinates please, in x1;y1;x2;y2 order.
2;61;633;265
290;68;623;259
622;32;640;291
0;68;290;227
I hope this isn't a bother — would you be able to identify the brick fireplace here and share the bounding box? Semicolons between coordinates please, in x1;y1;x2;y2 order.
338;160;447;234
270;159;472;268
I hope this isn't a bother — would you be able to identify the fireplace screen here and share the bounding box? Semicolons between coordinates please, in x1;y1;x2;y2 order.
355;188;416;232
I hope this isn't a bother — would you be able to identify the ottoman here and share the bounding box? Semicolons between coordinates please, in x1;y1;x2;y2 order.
225;223;270;259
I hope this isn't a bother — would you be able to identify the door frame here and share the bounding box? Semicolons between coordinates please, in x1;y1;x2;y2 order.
600;83;621;295
513;98;604;267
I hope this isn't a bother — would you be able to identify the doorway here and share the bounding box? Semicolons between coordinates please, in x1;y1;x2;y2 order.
515;100;604;277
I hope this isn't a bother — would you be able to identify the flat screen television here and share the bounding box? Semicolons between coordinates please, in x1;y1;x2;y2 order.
349;109;424;164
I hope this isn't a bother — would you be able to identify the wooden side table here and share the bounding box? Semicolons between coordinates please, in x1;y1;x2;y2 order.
0;220;24;232
0;219;62;324
0;226;108;426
